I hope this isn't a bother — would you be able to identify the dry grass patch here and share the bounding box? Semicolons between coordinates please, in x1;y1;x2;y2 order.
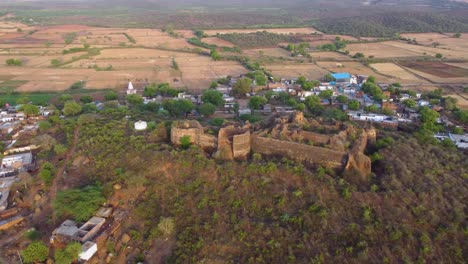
371;63;425;82
95;48;198;59
242;48;291;58
308;52;350;60
264;63;329;80
345;43;420;58
202;37;236;47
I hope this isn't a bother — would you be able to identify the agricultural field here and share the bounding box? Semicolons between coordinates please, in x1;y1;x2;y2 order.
402;62;468;85
371;63;427;82
399;61;468;79
242;48;291;58
264;63;329;80
1;15;467;94
201;37;236;47
308;51;351;60
345;42;422;58
316;61;395;83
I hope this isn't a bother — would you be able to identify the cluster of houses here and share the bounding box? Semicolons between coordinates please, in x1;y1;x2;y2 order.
125;72;467;149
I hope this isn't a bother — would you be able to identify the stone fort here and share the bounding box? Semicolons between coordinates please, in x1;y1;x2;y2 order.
171;112;376;178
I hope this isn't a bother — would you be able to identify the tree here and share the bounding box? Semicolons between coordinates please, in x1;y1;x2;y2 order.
51;58;61;67
232;78;252;96
104;91;118;101
435;53;443;59
403;99;417;108
126;94;143;105
248;96;267;112
180;135;192;149
39;162;55;186
70;81;84;90
198;103;216;117
319;90;333;105
63;101;82;116
254;71;267;86
162;99;194;117
54;242;82;264
348;100;361;110
79;95;93;104
21;242;49;263
59;94;73;103
144;86;158;98
353;52;365;59
364;104;379;113
442;97;457;111
305;95;323;114
209;81;218;89
6;58;22;66
194;30;205;38
454;33;461;38
22;104;39;116
336;95;349;104
210;49;221;61
454;109;468;124
201;90;224;107
323;73;335;82
419;106;440;124
53;185;105;222
367;76;376;84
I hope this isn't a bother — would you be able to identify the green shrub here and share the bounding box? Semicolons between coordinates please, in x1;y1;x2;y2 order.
21;242;49;263
53;185;105;222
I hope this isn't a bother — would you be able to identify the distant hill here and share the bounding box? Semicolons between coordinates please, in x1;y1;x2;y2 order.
315;12;468;37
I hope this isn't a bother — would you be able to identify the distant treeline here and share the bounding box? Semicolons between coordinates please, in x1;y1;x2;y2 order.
315;12;468;37
218;31;304;49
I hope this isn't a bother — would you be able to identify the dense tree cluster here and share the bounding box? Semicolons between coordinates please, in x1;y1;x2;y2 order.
315;12;468;37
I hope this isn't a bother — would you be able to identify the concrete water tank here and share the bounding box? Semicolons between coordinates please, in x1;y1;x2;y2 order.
134;121;147;131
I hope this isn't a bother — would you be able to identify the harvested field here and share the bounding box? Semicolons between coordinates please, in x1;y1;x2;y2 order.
401;67;468;84
445;63;468;70
204;28;321;36
308;52;350;60
264;63;329;80
95;48;198;59
384;41;468;59
316;61;394;82
345;43;420;58
399;61;468;78
202;37;235;47
400;33;468;52
66;58;173;70
242;48;291;58
371;63;424;82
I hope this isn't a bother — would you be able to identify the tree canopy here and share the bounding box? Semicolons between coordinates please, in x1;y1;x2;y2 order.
233;78;252;96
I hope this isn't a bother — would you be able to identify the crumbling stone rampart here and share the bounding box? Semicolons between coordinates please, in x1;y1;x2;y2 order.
170;112;375;177
251;135;347;169
215;124;251;160
171;121;217;151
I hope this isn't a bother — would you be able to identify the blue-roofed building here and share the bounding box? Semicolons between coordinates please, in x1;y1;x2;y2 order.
331;73;352;83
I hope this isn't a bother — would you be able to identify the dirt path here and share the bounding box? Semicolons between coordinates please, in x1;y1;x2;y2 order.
50;124;81;224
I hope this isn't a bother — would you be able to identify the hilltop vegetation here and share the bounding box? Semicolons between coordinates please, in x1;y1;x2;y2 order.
315;12;468;37
32;107;467;263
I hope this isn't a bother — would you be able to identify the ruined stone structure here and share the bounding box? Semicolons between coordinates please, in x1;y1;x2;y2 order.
215;124;251;160
171;121;217;151
170;112;376;177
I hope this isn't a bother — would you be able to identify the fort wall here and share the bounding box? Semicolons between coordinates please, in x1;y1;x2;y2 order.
251;135;347;169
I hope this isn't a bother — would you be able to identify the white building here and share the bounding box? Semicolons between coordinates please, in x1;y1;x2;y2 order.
79;241;98;261
134;121;148;131
126;81;136;95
